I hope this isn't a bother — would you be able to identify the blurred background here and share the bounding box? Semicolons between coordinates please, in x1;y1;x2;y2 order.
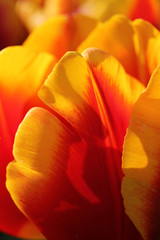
1;0;159;50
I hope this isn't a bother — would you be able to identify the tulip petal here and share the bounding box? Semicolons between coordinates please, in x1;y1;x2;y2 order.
78;15;159;84
0;46;56;99
39;48;144;148
122;66;160;239
23;14;98;59
0;46;56;139
7;106;142;240
0;46;55;238
129;0;159;27
146;34;160;79
132;19;159;85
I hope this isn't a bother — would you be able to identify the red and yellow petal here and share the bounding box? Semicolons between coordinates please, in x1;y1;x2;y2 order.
122;66;160;239
0;46;55;238
0;108;45;239
7;105;142;240
78;15;159;85
0;46;56;139
23;14;98;59
6;48;145;239
39;48;144;148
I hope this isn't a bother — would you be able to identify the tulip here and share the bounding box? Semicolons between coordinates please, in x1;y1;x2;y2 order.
4;15;160;239
6;47;144;240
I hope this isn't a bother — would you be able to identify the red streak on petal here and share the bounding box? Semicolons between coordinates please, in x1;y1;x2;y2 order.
67;141;100;204
0;100;12;149
54;201;80;212
129;0;159;27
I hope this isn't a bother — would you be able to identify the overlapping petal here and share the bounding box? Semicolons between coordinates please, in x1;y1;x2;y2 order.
23;14;98;59
39;48;144;147
78;15;159;85
122;66;160;240
7;48;144;239
0;46;55;238
23;14;160;87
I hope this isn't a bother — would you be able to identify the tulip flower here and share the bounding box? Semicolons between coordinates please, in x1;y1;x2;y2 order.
0;0;27;50
5;14;160;239
6;47;144;240
15;0;160;32
2;14;160;239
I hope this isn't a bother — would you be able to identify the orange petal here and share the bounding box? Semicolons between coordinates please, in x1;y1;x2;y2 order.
39;48;144;147
0;46;56;100
122;66;160;239
78;15;159;85
0;46;55;238
0;45;55;139
23;14;98;59
7;106;142;239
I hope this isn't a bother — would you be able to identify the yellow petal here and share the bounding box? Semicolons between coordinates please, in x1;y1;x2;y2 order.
122;66;160;239
78;15;138;78
147;34;160;77
132;19;159;85
78;15;159;84
39;48;144;147
23;14;98;59
0;46;56;100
